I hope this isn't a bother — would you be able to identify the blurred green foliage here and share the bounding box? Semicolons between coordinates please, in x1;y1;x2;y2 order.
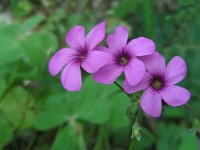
0;0;200;149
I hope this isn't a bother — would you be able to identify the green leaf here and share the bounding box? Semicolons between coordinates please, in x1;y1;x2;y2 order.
0;87;35;129
0;24;18;50
156;123;189;150
178;132;198;150
20;110;35;129
0;48;22;66
34;94;72;130
0;79;7;98
163;106;186;118
19;14;45;34
35;76;113;130
75;78;111;123
134;135;153;150
77;132;87;150
0;24;21;65
112;0;139;18
51;123;79;150
134;127;154;150
0;113;13;148
0;14;45;66
94;126;111;150
21;31;58;67
10;0;32;17
142;0;154;37
193;119;200;132
108;93;130;127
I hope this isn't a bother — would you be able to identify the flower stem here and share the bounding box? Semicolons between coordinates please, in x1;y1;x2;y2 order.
113;81;143;150
128;138;135;150
135;108;143;123
128;108;143;150
185;103;199;119
114;81;132;98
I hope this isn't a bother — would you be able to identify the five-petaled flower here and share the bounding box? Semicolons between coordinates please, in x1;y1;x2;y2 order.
48;21;111;91
124;52;191;117
94;26;156;86
48;22;191;118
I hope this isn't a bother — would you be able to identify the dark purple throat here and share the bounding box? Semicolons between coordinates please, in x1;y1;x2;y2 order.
116;52;131;66
78;50;88;62
151;76;165;90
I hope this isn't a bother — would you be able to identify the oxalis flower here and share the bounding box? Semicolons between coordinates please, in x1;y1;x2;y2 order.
94;26;156;86
48;22;111;91
124;52;191;117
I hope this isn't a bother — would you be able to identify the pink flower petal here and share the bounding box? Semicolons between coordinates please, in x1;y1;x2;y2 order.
160;85;191;107
165;56;187;85
93;63;123;84
106;26;128;52
65;26;85;50
124;58;145;86
81;51;112;73
61;62;82;91
94;46;110;53
126;37;155;56
140;88;162;117
86;21;106;51
140;52;166;74
123;72;151;93
48;48;77;76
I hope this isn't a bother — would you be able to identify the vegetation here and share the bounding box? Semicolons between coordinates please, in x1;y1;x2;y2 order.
0;0;200;149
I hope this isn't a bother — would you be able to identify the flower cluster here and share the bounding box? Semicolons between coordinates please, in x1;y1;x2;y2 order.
48;21;191;117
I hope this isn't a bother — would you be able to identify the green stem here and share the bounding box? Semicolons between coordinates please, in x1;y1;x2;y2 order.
135;108;143;124
113;81;143;150
128;108;143;150
128;138;135;150
185;103;199;119
114;81;132;98
94;126;111;150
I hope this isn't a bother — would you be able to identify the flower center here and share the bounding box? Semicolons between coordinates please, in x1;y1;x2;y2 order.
119;56;128;66
80;55;85;60
79;51;87;61
152;79;163;90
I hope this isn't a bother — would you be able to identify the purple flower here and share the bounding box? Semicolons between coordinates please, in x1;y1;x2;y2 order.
93;26;156;86
124;52;191;117
48;21;111;91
